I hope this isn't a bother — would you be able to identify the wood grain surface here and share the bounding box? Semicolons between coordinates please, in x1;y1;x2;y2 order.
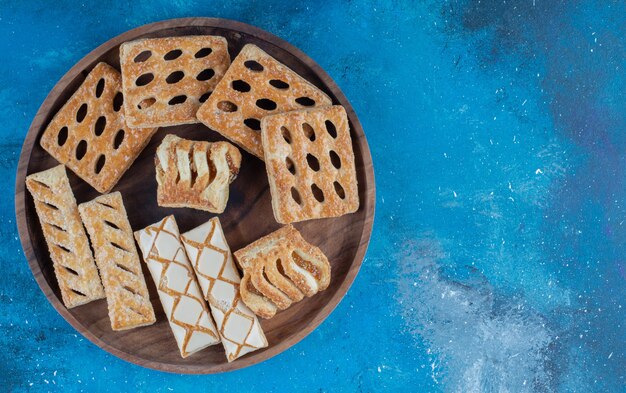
15;18;375;374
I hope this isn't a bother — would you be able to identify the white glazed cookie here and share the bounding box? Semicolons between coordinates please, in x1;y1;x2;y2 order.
134;215;220;357
181;217;268;362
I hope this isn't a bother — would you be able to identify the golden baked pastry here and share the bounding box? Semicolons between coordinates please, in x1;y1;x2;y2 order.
197;44;332;159
234;225;331;319
135;215;221;357
25;165;105;308
181;217;268;362
78;192;156;331
261;105;359;223
155;134;242;213
120;36;230;127
40;62;157;193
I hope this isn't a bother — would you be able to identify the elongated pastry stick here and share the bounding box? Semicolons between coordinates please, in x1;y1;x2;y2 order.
25;165;105;308
78;192;155;330
181;218;268;362
134;215;220;357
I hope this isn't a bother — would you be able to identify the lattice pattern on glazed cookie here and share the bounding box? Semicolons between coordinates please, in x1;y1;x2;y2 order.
40;62;157;193
181;218;268;362
135;215;220;358
120;36;230;127
234;225;331;319
261;105;359;223
25;165;105;308
197;44;332;160
78;192;156;331
155;134;242;213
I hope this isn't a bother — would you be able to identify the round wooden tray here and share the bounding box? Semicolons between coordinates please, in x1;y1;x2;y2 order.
15;18;375;374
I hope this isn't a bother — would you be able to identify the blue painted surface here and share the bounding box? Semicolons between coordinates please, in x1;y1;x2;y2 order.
1;1;625;391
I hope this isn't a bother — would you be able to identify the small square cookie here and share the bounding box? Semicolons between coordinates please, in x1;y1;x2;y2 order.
261;105;359;223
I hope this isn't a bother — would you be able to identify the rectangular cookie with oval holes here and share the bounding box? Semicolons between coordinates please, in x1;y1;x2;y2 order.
40;62;157;193
78;192;156;331
25;165;105;308
120;36;231;128
261;105;359;224
155;134;242;213
234;225;331;319
196;44;332;160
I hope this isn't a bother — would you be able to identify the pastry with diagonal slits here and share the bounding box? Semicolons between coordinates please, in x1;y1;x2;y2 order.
120;36;230;128
155;134;242;213
25;165;105;308
40;62;157;193
262;105;359;223
78;192;156;331
234;225;331;319
135;215;220;358
181;217;267;362
197;44;332;160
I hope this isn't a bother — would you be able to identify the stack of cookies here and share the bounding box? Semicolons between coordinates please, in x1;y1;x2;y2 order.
26;35;359;362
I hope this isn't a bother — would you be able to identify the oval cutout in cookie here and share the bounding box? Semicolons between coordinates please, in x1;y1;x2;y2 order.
302;123;315;141
311;183;325;202
281;126;292;144
166;71;185;84
334;181;346;199
135;73;154;86
195;47;212;58
95;78;105;98
137;97;156;110
325;120;338;138
168;95;187;105
113;129;125;149
94;116;106;136
286;157;296;174
133;50;151;63
244;60;264;72
269;79;289;89
329;150;341;169
291;187;302;205
75;140;87;161
217;101;237;112
57;126;68;146
76;103;88;123
196;68;215;81
164;49;182;61
113;92;123;112
94;155;106;174
295;97;316;106
306;154;320;172
256;98;277;111
232;79;251;92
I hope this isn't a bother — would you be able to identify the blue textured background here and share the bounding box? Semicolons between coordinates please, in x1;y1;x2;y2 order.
2;1;625;392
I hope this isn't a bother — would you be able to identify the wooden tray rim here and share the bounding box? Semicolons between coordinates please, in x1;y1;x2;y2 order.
14;17;376;374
